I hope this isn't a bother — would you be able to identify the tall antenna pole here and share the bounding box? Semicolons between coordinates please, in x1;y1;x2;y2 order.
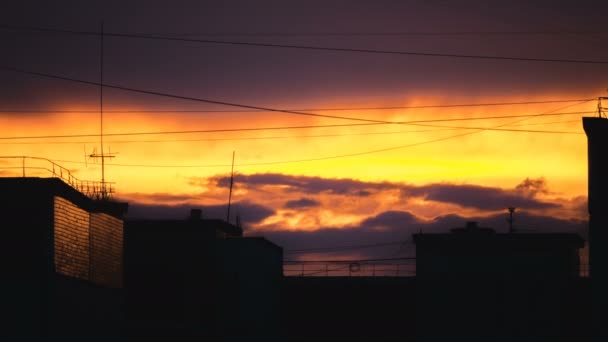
100;21;105;199
226;151;235;223
599;97;605;118
89;21;116;199
507;207;516;233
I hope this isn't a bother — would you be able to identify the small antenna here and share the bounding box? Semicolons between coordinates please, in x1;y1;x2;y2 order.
226;151;236;223
598;97;608;118
83;144;88;168
507;207;516;233
235;212;242;229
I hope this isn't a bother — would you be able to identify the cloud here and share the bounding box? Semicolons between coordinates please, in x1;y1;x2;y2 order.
515;177;550;196
117;192;202;205
207;173;562;213
360;211;421;231
259;210;587;261
284;198;321;209
210;173;391;197
403;183;560;211
125;200;275;225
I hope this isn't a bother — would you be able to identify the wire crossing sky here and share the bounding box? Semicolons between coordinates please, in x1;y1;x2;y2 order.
0;1;600;254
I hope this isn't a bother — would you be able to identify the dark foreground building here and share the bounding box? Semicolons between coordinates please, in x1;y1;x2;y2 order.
0;177;128;342
125;211;282;341
414;221;586;342
583;116;608;341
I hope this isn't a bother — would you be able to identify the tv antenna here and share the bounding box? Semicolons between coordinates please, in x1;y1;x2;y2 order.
226;151;236;223
88;21;117;200
598;97;608;118
507;207;516;233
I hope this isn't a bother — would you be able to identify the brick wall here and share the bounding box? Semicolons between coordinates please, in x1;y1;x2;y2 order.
53;196;124;287
90;212;123;288
54;196;90;280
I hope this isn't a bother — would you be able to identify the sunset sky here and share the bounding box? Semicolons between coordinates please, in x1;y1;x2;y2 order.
1;1;606;259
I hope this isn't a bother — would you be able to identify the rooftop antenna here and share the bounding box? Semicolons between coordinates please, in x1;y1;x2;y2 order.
507;207;516;233
88;21;115;200
226;151;235;223
235;211;242;229
598;97;608;118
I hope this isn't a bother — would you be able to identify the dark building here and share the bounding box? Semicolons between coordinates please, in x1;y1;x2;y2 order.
124;211;282;341
0;177;128;342
583;115;608;341
414;221;585;342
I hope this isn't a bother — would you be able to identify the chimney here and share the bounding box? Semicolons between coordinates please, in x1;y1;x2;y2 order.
189;208;202;220
583;115;608;340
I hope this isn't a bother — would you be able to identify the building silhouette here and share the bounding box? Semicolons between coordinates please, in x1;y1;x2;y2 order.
125;210;282;341
0;177;128;342
3;115;607;341
583;116;608;341
414;221;585;341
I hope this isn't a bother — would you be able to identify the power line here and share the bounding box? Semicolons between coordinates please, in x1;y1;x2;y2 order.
0;114;581;145
405;123;584;134
2;66;597;131
1;100;590;168
134;30;608;37
283;257;416;263
38;124;581;169
0;65;392;125
21;100;591;167
0;108;592;141
0;127;463;145
285;241;408;254
0;119;579;145
2;24;608;65
0;65;596;137
1;116;586;168
0;98;594;113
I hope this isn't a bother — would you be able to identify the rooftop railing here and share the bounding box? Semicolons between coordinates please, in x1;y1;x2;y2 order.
283;258;417;277
0;156;113;200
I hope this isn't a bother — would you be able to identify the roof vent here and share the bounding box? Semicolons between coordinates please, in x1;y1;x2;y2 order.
189;208;202;220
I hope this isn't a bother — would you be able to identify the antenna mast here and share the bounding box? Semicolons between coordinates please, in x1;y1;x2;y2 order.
598;97;608;118
507;207;516;233
226;151;235;223
88;21;115;200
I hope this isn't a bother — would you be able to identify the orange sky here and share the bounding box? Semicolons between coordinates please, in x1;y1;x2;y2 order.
0;92;596;235
0;93;593;198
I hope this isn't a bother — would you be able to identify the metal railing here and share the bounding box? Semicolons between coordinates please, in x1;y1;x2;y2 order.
284;259;417;277
284;260;590;278
0;156;113;200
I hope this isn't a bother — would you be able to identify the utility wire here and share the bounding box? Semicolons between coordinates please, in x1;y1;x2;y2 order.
284;257;416;263
0;65;392;124
22;100;590;168
1;65;596;131
0;117;581;145
136;30;608;37
285;241;408;254
0;98;594;113
0;109;592;141
0;127;463;145
0;65;596;139
1;24;608;65
0;112;595;141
